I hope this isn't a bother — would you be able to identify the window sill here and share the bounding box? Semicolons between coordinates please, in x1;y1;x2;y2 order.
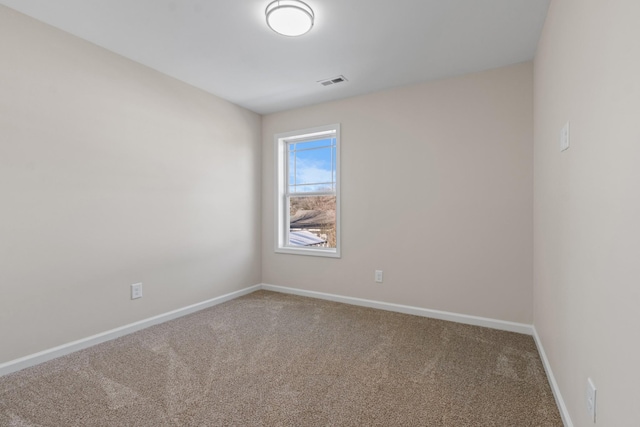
275;246;341;258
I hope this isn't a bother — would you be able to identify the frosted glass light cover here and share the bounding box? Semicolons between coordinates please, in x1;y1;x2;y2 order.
266;1;314;37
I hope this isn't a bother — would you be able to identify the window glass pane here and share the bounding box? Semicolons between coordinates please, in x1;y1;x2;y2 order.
288;151;295;187
287;138;337;193
288;195;336;248
293;184;333;193
296;147;332;179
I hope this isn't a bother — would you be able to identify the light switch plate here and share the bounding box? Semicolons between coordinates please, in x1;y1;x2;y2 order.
586;377;596;422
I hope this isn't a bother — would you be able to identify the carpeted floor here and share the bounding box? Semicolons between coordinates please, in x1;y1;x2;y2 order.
0;290;562;426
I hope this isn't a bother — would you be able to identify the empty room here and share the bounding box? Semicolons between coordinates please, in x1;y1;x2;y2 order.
1;0;638;426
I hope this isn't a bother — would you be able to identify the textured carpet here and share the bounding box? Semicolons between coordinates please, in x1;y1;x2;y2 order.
0;290;562;426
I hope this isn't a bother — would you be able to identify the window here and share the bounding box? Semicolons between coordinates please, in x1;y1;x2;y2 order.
275;124;340;257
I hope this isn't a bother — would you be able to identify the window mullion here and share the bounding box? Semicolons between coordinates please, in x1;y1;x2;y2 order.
284;131;335;145
330;138;334;190
289;191;335;198
293;143;297;190
284;194;290;248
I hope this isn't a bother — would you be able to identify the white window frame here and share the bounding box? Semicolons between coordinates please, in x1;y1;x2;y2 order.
274;124;341;258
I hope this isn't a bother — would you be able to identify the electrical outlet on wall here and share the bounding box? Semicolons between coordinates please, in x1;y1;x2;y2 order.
131;283;143;300
374;270;383;283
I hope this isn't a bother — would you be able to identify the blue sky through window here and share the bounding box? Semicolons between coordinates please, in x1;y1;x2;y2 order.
288;137;336;193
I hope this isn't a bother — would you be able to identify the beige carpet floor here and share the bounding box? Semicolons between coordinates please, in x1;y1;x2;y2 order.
0;290;562;426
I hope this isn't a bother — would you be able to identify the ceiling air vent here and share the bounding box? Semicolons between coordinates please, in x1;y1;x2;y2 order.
318;75;348;87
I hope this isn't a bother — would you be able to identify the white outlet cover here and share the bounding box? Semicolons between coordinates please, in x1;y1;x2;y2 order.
374;270;383;283
131;283;143;300
560;121;570;151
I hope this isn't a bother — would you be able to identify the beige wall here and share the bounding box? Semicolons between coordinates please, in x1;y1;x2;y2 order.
534;0;640;425
262;63;534;324
0;7;262;363
7;2;639;422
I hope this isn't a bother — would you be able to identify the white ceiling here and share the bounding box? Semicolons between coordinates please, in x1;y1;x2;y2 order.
0;0;550;114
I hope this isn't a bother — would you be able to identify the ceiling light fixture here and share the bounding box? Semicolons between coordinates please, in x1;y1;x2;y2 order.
265;0;314;37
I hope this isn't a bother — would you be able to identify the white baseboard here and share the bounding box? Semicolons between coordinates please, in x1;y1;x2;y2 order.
260;284;533;335
532;326;573;427
0;281;549;398
0;284;262;377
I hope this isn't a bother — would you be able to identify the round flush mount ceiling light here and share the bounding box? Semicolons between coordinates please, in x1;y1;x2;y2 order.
265;0;314;37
